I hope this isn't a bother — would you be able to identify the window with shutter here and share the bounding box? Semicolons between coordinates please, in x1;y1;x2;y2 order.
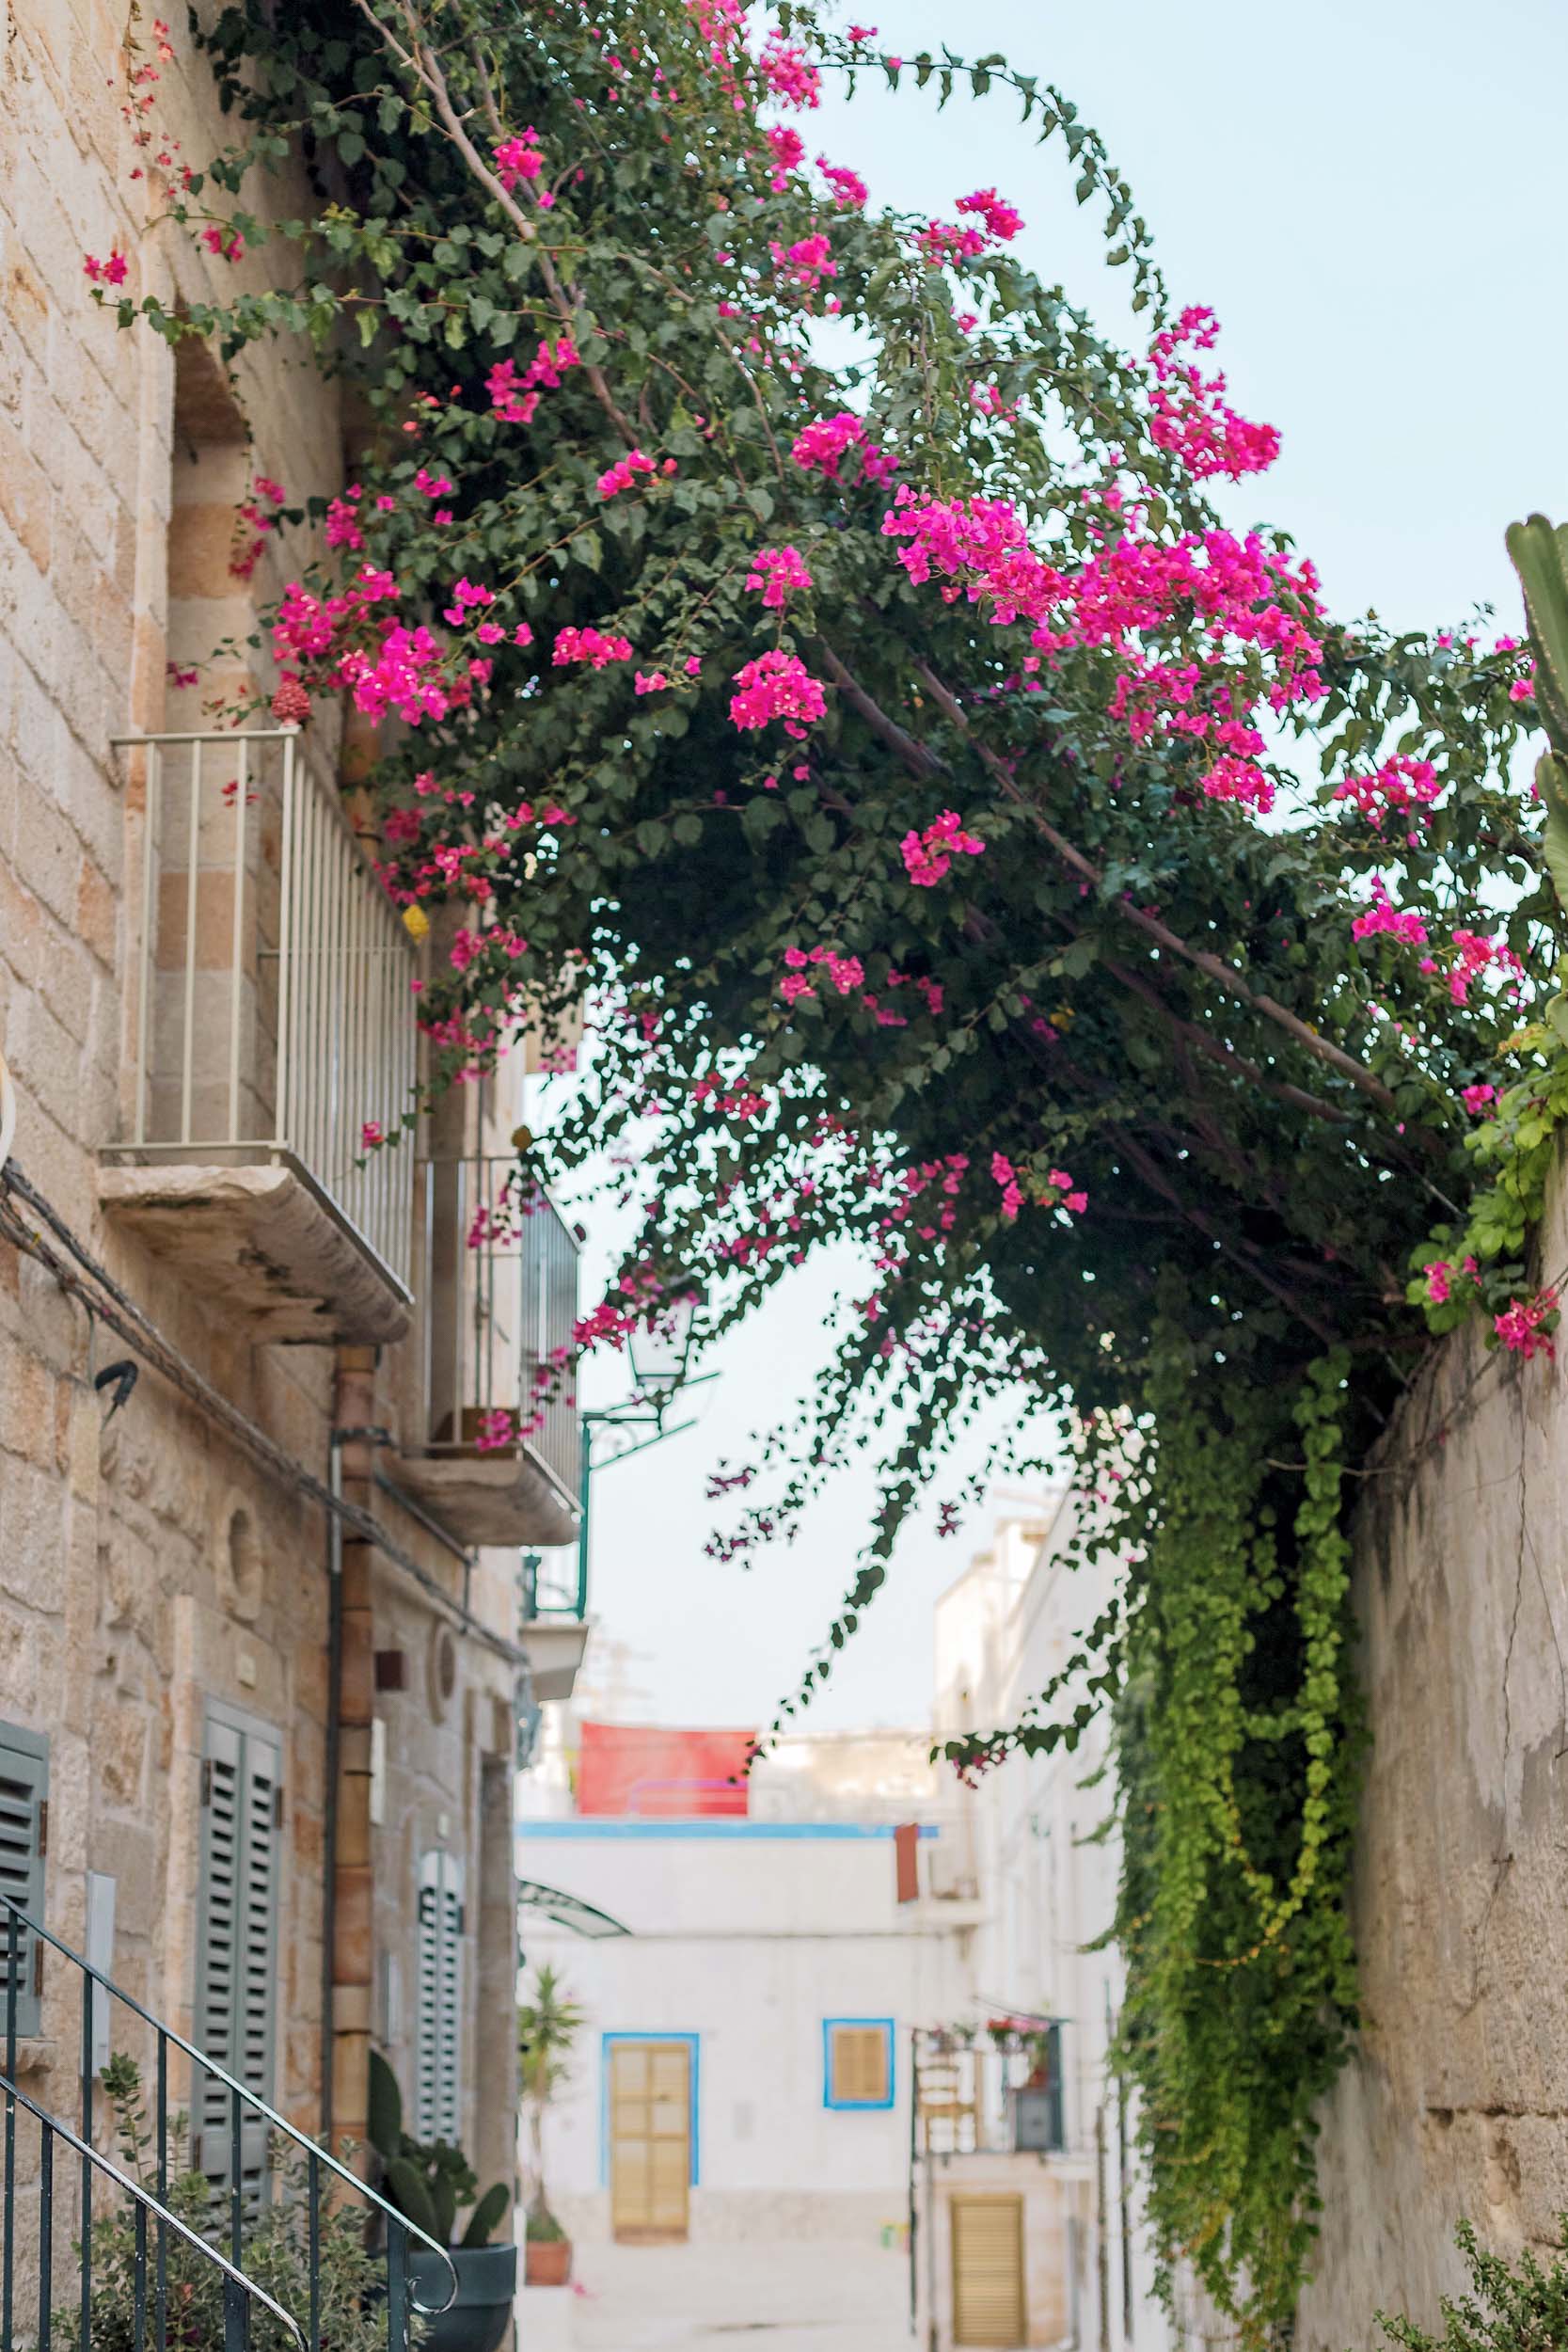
823;2019;895;2110
0;1723;48;2040
415;1849;465;2142
193;1705;281;2193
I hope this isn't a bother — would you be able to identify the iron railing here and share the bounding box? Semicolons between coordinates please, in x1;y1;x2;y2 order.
911;2025;1066;2158
106;730;417;1292
413;1158;580;1505
0;1900;455;2352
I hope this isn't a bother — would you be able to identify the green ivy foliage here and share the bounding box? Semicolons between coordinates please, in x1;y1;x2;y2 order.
1114;1343;1360;2334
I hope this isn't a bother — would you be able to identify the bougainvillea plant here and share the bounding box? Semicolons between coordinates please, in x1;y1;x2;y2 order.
94;0;1562;2331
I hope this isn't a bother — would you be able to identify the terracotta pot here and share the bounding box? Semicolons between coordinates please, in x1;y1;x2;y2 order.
525;2235;574;2288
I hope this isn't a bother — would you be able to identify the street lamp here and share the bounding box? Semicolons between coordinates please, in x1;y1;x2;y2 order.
524;1283;714;1625
626;1284;701;1403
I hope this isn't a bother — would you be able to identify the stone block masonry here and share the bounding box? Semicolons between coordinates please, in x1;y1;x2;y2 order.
1294;1150;1568;2342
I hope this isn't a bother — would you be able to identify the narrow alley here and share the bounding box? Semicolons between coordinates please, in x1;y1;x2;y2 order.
540;2241;911;2350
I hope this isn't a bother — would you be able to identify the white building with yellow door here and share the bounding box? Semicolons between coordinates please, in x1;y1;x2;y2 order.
912;1506;1172;2352
517;1728;981;2247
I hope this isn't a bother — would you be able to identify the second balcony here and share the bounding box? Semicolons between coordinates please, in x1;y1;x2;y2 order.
397;1156;581;1549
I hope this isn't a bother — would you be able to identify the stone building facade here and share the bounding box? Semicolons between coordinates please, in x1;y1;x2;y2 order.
0;0;579;2313
1292;1154;1568;2344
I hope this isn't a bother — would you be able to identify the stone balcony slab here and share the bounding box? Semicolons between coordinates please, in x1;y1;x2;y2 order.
517;1615;592;1703
99;1154;411;1345
394;1443;578;1549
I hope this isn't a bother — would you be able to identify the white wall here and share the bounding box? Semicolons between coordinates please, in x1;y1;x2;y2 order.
518;1804;975;2239
933;1502;1171;2348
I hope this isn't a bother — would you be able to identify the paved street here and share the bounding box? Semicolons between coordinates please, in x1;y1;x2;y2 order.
542;2239;913;2350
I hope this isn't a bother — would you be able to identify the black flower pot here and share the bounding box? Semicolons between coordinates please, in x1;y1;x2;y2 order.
407;2243;518;2352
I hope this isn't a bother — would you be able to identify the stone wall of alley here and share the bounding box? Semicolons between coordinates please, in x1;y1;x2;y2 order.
1295;1158;1568;2344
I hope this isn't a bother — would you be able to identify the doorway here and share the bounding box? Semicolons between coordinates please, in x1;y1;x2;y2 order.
608;2037;693;2242
951;2192;1026;2346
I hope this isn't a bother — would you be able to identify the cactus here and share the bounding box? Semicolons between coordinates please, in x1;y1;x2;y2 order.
1505;514;1568;911
367;2044;404;2164
366;2049;511;2249
461;2183;512;2249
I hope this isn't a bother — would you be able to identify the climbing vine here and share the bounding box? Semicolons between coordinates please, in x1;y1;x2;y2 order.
90;0;1568;2328
1112;1344;1360;2331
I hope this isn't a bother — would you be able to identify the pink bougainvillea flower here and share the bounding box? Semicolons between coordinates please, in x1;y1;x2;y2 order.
598;446;657;499
744;545;814;610
901;809;986;886
816;158;869;209
758;33;821;108
84;250;129;285
1495;1286;1559;1360
553;625;634;669
1147;305;1279;482
768;232;836;293
1333;753;1442;831
1351;875;1429;946
494;130;544;188
790;411;865;476
729;649;827;733
956;187;1024;241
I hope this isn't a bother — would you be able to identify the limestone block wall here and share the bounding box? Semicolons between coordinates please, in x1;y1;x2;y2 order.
0;0;524;2243
1294;1157;1568;2344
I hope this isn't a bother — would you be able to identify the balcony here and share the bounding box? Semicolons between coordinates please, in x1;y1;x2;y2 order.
914;2025;1067;2159
102;729;417;1343
519;1551;593;1699
397;1156;581;1547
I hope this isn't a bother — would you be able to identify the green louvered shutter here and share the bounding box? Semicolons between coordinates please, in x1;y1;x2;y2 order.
0;1724;48;2038
194;1708;281;2192
414;1850;464;2142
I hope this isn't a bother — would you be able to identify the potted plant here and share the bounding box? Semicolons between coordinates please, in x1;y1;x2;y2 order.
516;1963;583;2287
367;2049;516;2352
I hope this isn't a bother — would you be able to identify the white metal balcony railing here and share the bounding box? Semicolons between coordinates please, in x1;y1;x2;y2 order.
912;2026;1067;2158
413;1156;581;1508
107;729;417;1292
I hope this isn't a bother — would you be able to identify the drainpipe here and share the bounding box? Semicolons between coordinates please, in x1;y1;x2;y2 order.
330;1349;378;2168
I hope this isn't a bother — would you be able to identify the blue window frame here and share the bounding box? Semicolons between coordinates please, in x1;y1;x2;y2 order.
822;2017;895;2111
599;2032;701;2185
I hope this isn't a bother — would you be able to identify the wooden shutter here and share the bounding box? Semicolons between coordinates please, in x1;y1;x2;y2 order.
0;1724;47;2038
829;2023;890;2106
952;2195;1026;2347
415;1849;464;2141
194;1709;281;2188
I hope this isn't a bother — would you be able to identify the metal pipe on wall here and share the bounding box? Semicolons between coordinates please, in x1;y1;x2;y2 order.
330;1350;379;2170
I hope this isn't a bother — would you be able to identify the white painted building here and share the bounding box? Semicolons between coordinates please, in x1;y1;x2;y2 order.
519;1731;979;2247
922;1500;1170;2352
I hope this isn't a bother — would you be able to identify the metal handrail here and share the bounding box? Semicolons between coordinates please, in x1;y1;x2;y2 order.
0;1899;458;2324
0;2068;307;2351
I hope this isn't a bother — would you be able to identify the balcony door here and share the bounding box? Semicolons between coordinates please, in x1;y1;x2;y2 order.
609;2039;692;2242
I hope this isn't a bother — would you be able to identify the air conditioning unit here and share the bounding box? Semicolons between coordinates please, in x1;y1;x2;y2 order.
1010;2084;1064;2154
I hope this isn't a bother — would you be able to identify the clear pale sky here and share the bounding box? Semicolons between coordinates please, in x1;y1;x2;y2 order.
533;0;1568;1737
